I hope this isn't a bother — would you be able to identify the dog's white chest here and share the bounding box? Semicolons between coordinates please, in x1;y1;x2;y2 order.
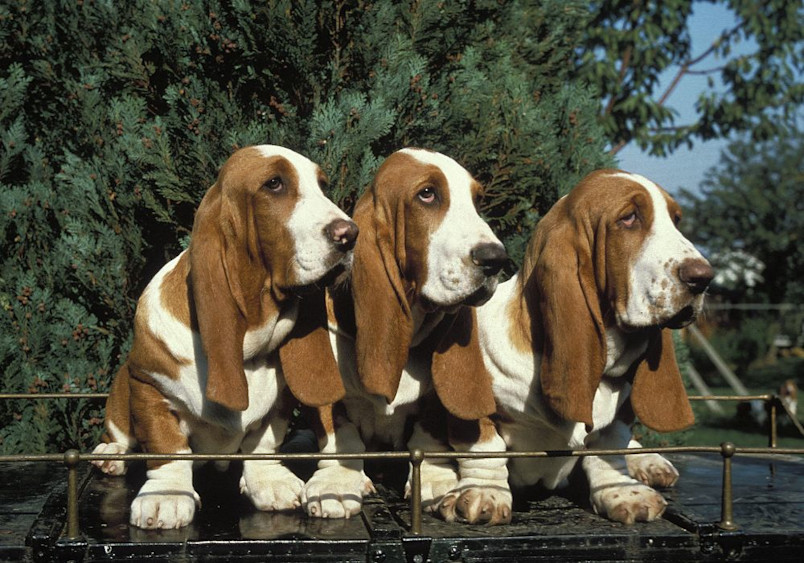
331;329;432;448
156;357;284;437
477;277;536;415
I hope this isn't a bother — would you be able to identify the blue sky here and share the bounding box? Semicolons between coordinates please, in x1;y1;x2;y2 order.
615;3;746;196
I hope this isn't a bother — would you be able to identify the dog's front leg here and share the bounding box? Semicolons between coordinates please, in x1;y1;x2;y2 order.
437;416;512;525
92;363;137;476
302;404;375;518
625;439;679;488
128;375;200;529
583;420;668;524
404;420;459;512
239;388;304;511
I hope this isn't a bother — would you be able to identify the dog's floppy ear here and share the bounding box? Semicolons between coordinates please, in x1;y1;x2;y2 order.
351;190;412;403
431;306;496;420
528;198;606;428
279;290;346;406
630;328;695;432
190;183;252;412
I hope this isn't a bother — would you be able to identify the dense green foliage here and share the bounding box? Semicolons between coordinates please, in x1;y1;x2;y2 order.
582;0;803;156
0;1;611;452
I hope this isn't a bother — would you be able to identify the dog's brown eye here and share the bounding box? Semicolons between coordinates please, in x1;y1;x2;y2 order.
417;187;436;204
674;213;682;227
619;211;637;228
262;176;284;192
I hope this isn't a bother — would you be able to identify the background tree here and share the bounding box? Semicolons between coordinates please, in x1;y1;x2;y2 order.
0;0;610;453
580;0;803;156
677;129;804;393
678;127;804;303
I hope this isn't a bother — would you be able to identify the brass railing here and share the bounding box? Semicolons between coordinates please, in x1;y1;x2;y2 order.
1;392;803;539
688;393;804;446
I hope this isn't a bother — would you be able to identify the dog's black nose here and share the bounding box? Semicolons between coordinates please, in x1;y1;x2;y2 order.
325;218;359;251
679;258;714;294
470;242;508;275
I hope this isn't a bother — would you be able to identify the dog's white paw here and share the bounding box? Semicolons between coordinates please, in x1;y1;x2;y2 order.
626;453;679;488
91;442;129;476
437;479;513;525
590;481;667;524
239;462;304;511
404;460;459;512
130;477;200;529
303;464;375;519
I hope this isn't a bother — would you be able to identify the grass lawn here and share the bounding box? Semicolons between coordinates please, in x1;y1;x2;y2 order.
681;382;804;449
636;354;804;449
638;404;804;449
666;355;804;449
683;421;804;449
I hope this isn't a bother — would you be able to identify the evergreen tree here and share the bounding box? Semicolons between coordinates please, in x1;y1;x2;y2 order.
0;0;611;453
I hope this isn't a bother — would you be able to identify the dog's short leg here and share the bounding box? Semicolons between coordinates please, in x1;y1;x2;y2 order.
583;422;667;524
92;438;133;476
127;375;200;530
403;421;460;512
303;405;375;519
436;416;512;525
92;363;137;476
625;439;679;488
130;456;199;529
240;391;305;511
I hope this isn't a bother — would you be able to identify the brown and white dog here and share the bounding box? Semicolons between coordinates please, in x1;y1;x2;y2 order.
477;170;714;524
92;145;357;529
302;148;513;524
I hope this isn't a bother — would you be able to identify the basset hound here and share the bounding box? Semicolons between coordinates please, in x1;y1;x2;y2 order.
477;170;714;524
302;148;514;524
91;145;357;529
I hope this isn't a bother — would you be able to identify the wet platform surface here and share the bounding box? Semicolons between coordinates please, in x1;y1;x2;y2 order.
0;462;67;562
2;453;804;561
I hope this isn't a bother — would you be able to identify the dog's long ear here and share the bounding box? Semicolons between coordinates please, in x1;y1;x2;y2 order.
351;190;412;403
431;307;496;420
528;199;606;429
631;328;695;432
190;183;251;412
279;290;346;407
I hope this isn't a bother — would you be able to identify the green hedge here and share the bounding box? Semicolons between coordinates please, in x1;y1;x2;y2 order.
0;0;611;453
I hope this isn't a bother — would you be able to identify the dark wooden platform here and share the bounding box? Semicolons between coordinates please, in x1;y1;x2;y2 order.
2;453;804;562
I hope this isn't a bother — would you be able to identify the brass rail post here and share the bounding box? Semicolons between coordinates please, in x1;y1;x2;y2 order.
409;449;423;535
769;397;778;448
63;449;81;540
717;442;738;531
